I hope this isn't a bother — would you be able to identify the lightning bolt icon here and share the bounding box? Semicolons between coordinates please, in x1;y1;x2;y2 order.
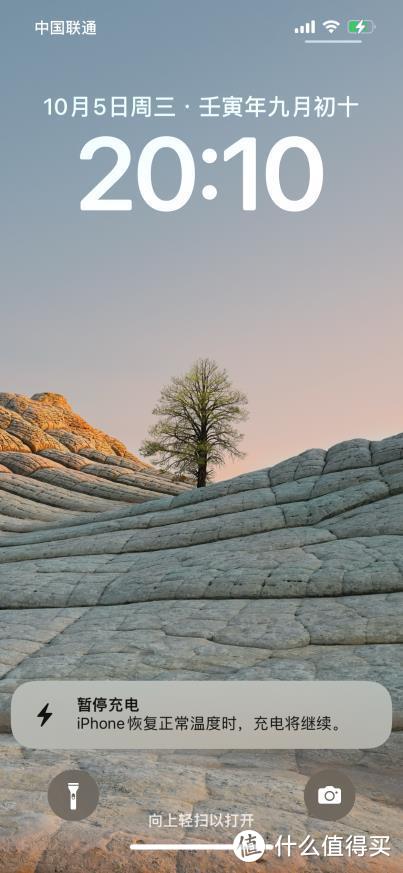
356;19;365;33
37;703;53;727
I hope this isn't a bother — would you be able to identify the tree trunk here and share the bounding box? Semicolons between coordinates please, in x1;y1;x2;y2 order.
197;463;207;488
197;425;208;488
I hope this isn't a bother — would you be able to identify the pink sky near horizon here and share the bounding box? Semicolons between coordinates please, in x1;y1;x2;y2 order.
2;0;402;485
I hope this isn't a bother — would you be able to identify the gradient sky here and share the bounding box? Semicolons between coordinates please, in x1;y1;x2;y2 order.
1;2;402;479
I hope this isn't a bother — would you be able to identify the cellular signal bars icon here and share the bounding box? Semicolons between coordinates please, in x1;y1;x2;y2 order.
294;20;316;35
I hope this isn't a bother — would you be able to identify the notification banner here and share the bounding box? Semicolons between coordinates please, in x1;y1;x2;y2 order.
11;681;391;750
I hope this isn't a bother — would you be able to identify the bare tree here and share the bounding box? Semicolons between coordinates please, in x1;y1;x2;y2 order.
140;358;248;487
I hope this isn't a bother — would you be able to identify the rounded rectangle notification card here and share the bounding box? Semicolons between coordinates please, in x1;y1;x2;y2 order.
11;680;392;749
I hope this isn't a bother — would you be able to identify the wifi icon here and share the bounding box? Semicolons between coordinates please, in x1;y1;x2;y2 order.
322;19;341;34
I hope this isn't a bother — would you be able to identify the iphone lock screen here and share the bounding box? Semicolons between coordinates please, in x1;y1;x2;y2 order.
0;3;402;871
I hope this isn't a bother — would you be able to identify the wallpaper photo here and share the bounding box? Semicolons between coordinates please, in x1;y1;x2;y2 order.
0;2;402;870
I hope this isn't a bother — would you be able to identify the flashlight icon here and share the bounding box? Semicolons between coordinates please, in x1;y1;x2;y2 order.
67;782;80;811
348;19;376;34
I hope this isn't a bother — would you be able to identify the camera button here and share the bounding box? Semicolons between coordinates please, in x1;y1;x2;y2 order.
304;768;356;821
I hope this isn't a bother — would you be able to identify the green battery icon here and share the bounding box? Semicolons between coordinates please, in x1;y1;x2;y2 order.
348;19;376;34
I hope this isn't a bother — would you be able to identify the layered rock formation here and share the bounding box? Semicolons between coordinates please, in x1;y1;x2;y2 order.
0;393;189;534
0;396;402;871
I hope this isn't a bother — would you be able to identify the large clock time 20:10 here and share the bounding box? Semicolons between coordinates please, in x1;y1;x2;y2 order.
79;135;323;213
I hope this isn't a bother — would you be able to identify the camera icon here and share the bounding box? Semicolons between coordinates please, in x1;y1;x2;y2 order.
305;769;355;820
318;786;342;805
